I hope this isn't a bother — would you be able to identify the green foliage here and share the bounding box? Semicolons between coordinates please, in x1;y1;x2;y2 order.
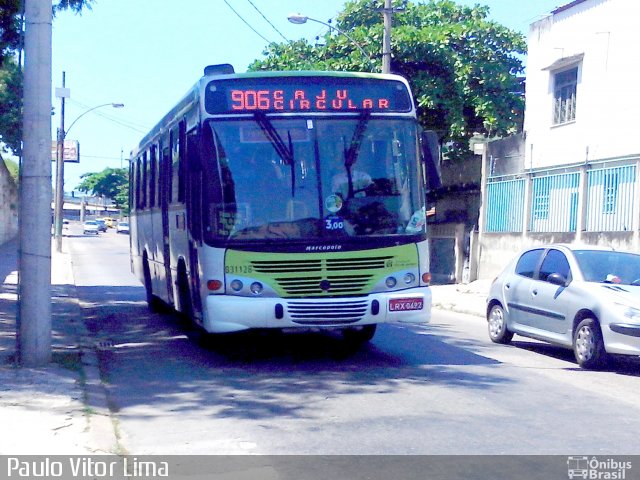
0;58;22;155
0;0;21;64
0;0;94;157
249;0;526;159
3;156;18;181
53;0;95;15
77;167;129;213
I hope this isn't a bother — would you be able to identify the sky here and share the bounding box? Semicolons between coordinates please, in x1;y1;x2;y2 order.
50;0;565;191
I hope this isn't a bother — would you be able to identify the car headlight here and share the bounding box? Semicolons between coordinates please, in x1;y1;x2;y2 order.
613;303;640;322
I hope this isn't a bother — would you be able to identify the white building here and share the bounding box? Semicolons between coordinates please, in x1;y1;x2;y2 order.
476;0;640;280
525;0;640;169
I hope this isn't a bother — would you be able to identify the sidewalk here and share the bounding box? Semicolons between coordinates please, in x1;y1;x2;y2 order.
430;279;491;319
0;238;116;454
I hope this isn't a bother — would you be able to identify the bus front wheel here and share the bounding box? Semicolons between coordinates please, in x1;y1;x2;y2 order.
342;324;377;344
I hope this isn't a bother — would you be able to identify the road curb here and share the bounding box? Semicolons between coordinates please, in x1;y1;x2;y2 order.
59;251;120;454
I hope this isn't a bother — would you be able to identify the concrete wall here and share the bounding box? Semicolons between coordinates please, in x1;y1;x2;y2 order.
477;230;637;280
0;159;18;244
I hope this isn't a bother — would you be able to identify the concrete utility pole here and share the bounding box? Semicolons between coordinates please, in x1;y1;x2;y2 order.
18;0;53;366
381;0;406;74
382;0;393;74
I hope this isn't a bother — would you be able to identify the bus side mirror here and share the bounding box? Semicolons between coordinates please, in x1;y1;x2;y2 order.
421;130;442;191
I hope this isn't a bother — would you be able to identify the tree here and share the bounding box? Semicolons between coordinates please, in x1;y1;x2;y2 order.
249;0;526;159
0;57;22;156
76;167;129;214
3;156;18;180
0;0;95;158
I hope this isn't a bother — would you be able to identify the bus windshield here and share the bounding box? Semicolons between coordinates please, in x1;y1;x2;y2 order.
202;116;426;243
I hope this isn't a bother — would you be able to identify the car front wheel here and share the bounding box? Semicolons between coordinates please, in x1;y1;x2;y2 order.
573;318;608;369
488;304;513;344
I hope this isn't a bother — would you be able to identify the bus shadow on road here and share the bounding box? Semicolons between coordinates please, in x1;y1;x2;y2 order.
75;285;514;422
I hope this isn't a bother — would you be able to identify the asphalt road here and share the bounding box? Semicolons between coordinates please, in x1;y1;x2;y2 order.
65;225;640;455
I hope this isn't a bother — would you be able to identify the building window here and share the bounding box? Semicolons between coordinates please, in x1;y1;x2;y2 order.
532;177;551;220
553;67;577;125
603;171;619;214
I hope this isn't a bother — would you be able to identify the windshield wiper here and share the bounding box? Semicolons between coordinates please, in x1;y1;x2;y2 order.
343;111;371;197
253;112;293;165
253;112;296;195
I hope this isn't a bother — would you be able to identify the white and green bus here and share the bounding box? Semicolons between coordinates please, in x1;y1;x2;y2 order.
130;65;438;343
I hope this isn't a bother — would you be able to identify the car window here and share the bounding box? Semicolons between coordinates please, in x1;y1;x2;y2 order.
515;249;544;278
538;249;571;282
574;250;640;285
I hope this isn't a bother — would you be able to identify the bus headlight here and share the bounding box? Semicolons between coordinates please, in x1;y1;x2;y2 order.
230;279;243;292
403;273;415;285
385;276;397;288
250;282;264;295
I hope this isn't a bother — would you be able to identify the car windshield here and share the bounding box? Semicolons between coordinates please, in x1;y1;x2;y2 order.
574;250;640;285
201;117;425;243
85;221;97;225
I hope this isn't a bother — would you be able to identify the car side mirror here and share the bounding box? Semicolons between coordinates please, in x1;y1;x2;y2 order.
547;273;568;286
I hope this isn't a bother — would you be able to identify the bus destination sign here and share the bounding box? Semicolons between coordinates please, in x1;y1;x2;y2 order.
205;77;412;114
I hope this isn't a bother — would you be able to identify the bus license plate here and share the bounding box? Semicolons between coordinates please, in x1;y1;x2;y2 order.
389;298;424;312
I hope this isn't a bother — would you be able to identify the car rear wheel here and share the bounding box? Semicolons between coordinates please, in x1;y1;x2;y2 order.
573;318;608;369
488;304;513;344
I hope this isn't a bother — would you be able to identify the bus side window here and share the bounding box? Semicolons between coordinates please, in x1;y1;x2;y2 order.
141;151;148;209
149;146;157;208
135;157;143;210
170;128;178;203
178;121;186;203
170;122;187;204
161;142;171;206
186;128;202;241
129;160;134;212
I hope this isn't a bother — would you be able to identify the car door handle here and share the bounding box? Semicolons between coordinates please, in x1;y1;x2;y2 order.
532;289;538;296
505;283;510;289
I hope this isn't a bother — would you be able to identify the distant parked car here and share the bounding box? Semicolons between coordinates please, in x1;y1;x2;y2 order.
95;218;107;232
487;244;640;369
116;221;129;234
83;220;99;235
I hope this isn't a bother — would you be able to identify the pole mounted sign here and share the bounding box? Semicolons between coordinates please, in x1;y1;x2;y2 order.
51;139;80;162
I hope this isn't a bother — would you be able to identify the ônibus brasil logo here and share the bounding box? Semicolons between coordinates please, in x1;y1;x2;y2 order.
567;457;632;479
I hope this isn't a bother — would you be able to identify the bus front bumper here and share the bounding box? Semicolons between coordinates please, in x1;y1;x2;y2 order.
202;288;432;333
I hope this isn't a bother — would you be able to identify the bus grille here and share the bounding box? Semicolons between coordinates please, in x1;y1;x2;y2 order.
251;256;392;297
287;300;368;325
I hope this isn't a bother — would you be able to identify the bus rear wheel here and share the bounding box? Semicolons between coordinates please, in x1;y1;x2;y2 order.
143;260;162;312
177;268;194;324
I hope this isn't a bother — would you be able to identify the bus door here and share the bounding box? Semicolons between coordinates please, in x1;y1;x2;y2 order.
186;128;203;316
160;138;174;305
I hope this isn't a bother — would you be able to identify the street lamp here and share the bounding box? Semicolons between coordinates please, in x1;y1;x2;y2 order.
53;101;124;252
287;13;377;72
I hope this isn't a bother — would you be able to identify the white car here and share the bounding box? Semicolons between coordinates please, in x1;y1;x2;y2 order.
83;220;99;235
116;221;129;234
487;244;640;369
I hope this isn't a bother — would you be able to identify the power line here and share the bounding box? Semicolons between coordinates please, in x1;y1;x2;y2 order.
245;0;289;42
223;0;273;44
